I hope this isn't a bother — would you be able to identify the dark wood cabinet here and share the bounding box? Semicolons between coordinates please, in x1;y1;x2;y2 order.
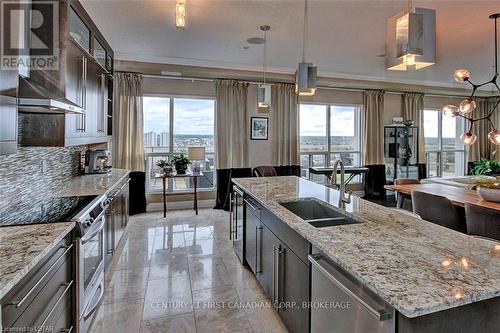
1;234;75;332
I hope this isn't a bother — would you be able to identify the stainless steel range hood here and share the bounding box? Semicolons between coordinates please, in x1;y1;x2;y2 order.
17;76;85;114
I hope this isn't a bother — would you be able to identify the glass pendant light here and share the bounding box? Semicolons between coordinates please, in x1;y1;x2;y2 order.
296;0;317;96
443;104;459;117
454;69;471;82
257;25;272;108
489;129;500;145
459;99;476;114
461;131;477;145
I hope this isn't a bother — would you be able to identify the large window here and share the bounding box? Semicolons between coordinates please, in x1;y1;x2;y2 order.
423;109;465;177
299;104;361;181
144;96;215;193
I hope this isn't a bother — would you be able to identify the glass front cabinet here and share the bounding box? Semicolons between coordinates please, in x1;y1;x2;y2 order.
384;125;419;183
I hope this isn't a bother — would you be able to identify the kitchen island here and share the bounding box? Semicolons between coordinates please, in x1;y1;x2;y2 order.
232;176;500;332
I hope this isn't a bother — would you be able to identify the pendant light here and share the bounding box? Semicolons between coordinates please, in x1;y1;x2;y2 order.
443;13;500;146
258;25;272;108
296;0;317;96
386;0;435;71
176;0;186;30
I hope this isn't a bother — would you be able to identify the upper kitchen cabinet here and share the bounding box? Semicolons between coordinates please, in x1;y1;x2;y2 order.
19;0;114;147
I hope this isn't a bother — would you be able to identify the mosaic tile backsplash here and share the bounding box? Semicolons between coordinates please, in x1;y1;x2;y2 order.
0;146;85;223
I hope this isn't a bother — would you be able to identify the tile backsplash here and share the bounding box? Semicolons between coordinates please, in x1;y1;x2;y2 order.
0;146;85;214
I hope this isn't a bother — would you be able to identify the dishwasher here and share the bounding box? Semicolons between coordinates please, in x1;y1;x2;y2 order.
308;253;395;333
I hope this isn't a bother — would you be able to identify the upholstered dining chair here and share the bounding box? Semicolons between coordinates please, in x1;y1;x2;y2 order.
394;178;420;209
465;203;500;241
411;190;467;233
253;166;277;177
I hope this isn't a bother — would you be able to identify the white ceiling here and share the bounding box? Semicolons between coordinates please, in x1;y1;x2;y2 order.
81;0;500;88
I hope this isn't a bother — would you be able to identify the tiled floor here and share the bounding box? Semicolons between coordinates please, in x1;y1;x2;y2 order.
89;208;288;333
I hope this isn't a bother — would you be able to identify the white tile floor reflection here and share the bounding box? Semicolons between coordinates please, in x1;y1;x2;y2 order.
89;208;288;333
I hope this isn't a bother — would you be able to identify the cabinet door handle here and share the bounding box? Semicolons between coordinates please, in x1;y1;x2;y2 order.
244;199;259;212
36;280;74;333
11;244;73;308
229;193;233;240
255;226;262;274
82;57;87;109
272;245;279;307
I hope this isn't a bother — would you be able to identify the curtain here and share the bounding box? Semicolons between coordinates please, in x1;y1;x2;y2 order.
469;97;500;163
403;92;426;178
272;84;299;165
114;73;144;171
215;79;249;169
363;90;386;198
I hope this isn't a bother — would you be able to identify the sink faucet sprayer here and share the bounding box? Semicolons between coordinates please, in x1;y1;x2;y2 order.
331;160;352;208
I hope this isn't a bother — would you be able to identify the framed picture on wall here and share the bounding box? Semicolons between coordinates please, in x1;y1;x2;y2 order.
250;117;269;140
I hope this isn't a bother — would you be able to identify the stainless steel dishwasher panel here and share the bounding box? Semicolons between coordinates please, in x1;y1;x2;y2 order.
309;254;395;333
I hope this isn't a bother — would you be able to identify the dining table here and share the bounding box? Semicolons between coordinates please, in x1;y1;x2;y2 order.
384;183;500;211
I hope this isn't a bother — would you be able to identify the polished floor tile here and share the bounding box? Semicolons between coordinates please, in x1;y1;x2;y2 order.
89;208;288;333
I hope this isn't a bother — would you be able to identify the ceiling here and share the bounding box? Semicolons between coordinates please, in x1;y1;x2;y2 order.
81;0;500;89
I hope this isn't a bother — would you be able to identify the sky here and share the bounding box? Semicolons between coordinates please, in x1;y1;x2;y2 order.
423;110;460;138
143;97;215;135
300;104;357;136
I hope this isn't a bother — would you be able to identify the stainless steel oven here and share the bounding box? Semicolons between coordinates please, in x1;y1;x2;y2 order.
230;185;245;263
73;195;109;333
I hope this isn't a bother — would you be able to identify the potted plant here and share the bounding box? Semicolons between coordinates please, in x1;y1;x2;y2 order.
171;154;191;175
472;158;500;176
156;159;172;176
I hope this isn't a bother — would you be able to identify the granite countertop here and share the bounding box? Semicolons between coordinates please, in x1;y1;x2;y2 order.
232;176;500;318
55;168;130;197
0;222;75;300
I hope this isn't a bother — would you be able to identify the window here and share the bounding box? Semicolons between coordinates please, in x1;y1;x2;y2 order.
423;109;465;177
299;104;361;181
144;96;215;193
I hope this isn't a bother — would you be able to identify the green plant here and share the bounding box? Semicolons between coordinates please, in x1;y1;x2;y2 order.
472;158;500;175
171;154;191;166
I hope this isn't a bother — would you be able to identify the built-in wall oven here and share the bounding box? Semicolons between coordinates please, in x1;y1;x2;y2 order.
230;185;245;263
73;195;110;333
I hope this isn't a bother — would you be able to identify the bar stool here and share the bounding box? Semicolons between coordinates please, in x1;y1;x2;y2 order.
394;178;420;209
253;166;277;177
411;190;467;233
465;203;500;241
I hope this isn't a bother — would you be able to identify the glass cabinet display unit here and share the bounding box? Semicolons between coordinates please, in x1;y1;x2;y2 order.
384;125;419;183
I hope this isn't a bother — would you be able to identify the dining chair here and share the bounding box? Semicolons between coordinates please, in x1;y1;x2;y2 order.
253;166;277;177
411;190;467;233
394;178;420;209
465;203;500;241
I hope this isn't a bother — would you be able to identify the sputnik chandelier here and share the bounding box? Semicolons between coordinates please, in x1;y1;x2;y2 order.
443;13;500;146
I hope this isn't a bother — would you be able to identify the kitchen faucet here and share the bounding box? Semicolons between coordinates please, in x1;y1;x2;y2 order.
331;160;352;208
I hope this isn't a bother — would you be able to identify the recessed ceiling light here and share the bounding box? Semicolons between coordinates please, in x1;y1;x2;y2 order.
160;71;182;76
246;37;265;45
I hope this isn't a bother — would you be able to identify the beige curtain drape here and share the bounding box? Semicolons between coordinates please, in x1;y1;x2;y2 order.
363;90;385;165
469;97;500;162
272;84;299;165
215;79;249;169
114;73;144;171
403;92;426;164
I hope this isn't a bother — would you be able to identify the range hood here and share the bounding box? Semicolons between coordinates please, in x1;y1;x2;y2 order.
17;76;85;114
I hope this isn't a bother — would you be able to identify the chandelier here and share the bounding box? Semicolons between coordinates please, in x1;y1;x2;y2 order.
443;13;500;146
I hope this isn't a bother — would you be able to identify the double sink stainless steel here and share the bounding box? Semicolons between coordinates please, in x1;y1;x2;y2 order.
278;198;362;228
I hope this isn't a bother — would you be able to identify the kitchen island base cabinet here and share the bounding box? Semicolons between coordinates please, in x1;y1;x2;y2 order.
242;189;310;333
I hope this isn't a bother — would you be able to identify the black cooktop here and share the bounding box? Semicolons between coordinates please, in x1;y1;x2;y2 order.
0;195;97;227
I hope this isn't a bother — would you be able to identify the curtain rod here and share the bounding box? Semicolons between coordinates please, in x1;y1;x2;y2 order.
116;70;471;99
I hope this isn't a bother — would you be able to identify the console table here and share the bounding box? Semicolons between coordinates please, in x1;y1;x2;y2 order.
155;172;204;217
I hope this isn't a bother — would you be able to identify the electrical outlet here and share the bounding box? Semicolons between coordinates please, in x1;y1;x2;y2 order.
41;160;47;174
